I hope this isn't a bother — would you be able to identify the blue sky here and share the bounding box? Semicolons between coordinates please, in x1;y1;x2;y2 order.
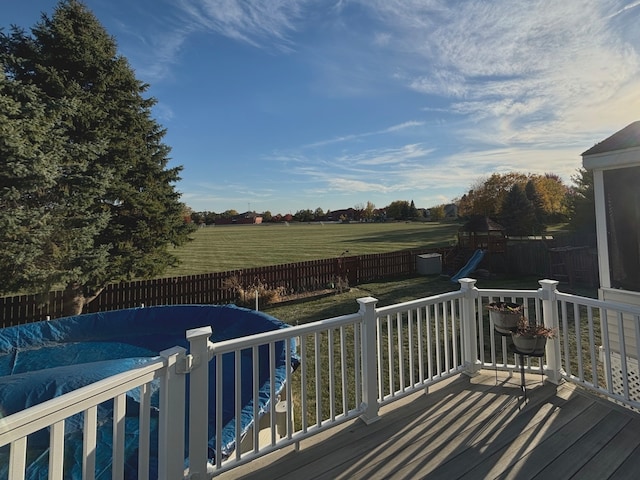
3;1;640;215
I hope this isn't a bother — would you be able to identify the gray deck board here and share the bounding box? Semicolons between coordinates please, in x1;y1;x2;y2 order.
216;371;640;480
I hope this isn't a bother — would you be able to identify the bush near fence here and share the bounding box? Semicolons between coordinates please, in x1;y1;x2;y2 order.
1;248;453;327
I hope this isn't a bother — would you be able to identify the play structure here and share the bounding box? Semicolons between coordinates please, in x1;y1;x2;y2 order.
0;304;297;478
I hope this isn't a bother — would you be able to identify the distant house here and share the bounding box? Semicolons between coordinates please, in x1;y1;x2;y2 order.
444;203;458;219
325;208;356;222
214;212;263;225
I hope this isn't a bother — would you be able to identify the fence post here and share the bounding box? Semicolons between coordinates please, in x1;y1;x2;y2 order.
186;326;214;479
158;346;187;480
539;279;563;384
459;278;481;377
357;296;380;424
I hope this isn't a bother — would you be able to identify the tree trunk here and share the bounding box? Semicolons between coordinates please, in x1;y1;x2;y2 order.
62;283;104;317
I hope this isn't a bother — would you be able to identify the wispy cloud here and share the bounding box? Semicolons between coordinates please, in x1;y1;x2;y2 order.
336;143;433;166
608;0;640;18
175;0;307;52
304;121;425;148
360;0;640;146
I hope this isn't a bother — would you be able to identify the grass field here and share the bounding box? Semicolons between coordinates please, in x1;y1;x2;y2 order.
166;221;461;276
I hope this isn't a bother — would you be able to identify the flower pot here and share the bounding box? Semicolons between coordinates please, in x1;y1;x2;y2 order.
488;302;523;334
512;334;547;354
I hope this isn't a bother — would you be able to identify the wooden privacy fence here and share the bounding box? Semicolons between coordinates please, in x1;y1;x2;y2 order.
1;248;452;327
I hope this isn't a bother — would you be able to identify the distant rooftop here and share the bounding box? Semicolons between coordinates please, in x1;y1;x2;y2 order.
582;120;640;156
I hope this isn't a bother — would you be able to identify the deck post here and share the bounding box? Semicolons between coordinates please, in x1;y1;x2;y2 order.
357;296;380;424
459;278;481;377
186;326;214;479
539;279;564;384
158;346;187;480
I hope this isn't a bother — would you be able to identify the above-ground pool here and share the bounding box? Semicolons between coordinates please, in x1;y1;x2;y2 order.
0;304;297;479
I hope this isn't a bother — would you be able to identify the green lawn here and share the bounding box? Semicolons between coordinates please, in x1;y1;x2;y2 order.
167;221;461;276
263;274;559;325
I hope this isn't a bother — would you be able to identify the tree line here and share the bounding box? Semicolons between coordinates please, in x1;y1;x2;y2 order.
190;199;450;225
189;170;595;235
455;171;594;236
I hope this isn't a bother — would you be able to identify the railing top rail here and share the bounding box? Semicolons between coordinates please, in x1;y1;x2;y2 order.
0;356;170;445
375;290;464;316
556;291;640;315
209;312;362;355
476;288;540;298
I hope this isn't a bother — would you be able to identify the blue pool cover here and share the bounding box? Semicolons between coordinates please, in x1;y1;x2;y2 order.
0;304;298;479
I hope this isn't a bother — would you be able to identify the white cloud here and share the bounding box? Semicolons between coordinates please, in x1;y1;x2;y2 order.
175;0;307;51
304;120;425;148
338;143;434;166
358;0;640;148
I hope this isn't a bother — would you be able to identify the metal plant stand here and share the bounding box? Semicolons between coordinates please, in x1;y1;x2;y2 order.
510;345;545;401
494;329;545;401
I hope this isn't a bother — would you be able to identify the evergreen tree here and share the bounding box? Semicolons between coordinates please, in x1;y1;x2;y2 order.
409;200;418;219
500;184;537;236
0;1;194;315
524;180;546;233
567;168;596;235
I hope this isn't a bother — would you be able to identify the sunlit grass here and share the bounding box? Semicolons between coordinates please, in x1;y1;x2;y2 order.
166;222;460;276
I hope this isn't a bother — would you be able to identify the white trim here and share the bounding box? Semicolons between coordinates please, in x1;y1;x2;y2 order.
592;169;610;288
583;146;640;169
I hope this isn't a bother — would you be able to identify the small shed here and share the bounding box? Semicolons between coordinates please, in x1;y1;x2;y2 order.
458;216;507;253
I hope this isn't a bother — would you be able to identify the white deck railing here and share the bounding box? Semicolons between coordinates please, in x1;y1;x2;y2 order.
0;346;188;480
2;278;640;479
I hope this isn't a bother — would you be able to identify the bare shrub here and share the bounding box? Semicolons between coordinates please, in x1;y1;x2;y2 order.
223;275;286;308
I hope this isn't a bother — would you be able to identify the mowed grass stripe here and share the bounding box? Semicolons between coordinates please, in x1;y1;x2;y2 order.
166;222;459;276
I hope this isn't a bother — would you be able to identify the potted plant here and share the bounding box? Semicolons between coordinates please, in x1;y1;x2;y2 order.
511;317;556;354
487;301;524;334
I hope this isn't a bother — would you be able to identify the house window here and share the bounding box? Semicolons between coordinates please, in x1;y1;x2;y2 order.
604;166;640;292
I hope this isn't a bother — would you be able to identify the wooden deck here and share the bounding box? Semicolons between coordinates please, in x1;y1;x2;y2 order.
217;370;640;480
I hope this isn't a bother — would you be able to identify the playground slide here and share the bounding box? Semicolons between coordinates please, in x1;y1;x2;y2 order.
451;249;485;282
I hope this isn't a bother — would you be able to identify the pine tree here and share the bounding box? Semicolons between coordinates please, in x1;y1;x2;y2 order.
500;184;537;236
0;1;194;315
524;180;546;234
567;168;596;236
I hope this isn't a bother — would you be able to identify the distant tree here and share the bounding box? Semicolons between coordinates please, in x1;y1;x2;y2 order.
204;211;218;224
364;201;376;221
458;173;529;218
500;184;538;236
222;209;238;218
0;0;194;315
262;210;272;222
314;207;324;220
430;205;446;221
458;172;569;222
353;203;365;221
385;200;411;220
409;200;418;218
524;180;546;233
294;209;314;222
531;173;570;222
566;168;596;235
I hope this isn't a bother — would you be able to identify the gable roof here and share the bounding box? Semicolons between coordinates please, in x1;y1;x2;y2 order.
582;121;640;156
